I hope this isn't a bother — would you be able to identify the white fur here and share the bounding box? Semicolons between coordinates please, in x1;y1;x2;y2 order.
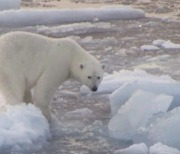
0;32;104;121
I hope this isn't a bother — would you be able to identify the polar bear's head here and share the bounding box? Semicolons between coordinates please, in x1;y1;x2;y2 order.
73;61;105;92
78;62;105;92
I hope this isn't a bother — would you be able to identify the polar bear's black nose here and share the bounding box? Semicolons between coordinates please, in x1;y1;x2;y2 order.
91;86;97;92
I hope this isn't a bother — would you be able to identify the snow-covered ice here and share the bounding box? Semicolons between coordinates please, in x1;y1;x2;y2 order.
108;90;172;140
0;8;145;27
149;143;180;154
0;0;21;11
114;143;148;154
0;104;51;153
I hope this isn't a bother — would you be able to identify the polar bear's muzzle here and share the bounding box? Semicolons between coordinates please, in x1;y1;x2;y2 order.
91;86;98;92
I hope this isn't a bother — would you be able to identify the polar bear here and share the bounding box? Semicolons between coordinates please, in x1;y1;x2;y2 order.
0;32;104;121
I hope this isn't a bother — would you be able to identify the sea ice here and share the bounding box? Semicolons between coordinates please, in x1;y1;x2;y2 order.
108;90;172;140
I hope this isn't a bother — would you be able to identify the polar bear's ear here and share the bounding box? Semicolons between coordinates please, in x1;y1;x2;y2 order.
101;64;105;70
80;64;84;70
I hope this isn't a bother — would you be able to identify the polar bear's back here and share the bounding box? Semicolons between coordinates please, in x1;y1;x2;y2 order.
0;32;57;88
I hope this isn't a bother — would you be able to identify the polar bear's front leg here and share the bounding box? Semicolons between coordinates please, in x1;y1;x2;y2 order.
23;90;33;104
34;71;61;122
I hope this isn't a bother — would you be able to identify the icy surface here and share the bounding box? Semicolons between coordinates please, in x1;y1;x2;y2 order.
108;90;172;140
149;143;180;154
0;0;21;11
0;104;51;153
114;143;148;154
0;8;145;27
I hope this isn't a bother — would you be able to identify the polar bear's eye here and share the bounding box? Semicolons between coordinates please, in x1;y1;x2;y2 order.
88;76;92;79
97;76;101;80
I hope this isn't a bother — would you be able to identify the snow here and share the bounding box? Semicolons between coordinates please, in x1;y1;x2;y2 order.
108;90;172;140
0;0;21;11
114;143;148;154
0;8;145;27
149;143;180;154
141;45;159;51
0;104;51;153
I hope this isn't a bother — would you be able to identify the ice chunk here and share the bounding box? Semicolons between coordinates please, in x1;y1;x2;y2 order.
108;90;172;140
152;39;166;47
108;70;178;115
0;8;145;27
149;143;180;154
0;0;21;11
147;107;180;149
0;104;51;153
114;143;148;154
152;39;180;49
161;40;180;49
141;45;159;51
109;80;180;115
